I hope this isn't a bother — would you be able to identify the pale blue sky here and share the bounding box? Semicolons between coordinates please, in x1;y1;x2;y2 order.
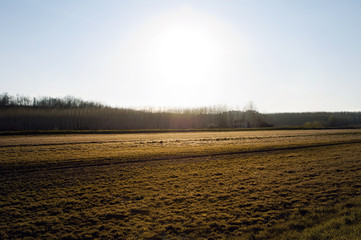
1;0;361;112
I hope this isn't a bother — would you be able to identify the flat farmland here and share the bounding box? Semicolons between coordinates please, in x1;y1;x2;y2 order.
1;129;361;239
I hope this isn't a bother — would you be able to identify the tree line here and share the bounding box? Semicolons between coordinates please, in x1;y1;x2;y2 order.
0;93;103;109
0;93;360;131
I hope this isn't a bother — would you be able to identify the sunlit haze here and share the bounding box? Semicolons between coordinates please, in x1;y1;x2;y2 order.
1;0;361;112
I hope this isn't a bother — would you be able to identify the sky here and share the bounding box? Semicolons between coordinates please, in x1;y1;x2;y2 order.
1;0;361;112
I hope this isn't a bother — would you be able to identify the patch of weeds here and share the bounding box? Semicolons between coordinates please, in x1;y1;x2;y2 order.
130;208;150;215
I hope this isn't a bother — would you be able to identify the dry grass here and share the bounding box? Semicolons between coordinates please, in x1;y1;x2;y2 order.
1;129;361;170
1;129;361;239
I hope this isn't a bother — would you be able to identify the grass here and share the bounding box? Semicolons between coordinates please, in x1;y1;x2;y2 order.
267;196;361;239
0;126;359;136
1;129;361;171
1;129;361;239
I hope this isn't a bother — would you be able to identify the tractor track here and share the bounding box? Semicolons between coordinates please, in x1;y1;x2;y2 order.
1;139;361;176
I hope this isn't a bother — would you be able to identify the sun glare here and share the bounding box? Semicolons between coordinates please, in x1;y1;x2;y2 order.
146;13;219;94
110;6;248;107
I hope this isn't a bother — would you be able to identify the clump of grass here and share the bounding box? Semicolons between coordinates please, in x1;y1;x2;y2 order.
260;196;361;239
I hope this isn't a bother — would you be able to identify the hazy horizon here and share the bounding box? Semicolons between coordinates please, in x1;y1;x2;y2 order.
1;0;361;112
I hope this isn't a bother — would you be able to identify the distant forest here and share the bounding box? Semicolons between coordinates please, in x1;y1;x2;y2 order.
1;93;361;131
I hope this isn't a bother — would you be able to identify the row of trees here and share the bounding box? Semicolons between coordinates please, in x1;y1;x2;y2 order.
0;93;360;131
264;112;361;128
0;93;103;109
0;107;270;131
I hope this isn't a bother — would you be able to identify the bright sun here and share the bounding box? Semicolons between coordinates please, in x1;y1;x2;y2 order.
111;6;248;107
147;13;218;92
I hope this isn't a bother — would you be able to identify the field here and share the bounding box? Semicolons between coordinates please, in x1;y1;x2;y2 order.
1;129;361;239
